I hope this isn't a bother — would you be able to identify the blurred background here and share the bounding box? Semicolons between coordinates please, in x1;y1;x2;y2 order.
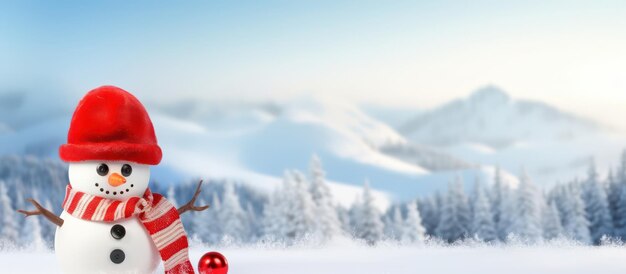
1;1;626;248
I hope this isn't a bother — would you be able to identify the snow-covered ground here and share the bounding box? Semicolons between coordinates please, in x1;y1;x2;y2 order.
3;244;626;274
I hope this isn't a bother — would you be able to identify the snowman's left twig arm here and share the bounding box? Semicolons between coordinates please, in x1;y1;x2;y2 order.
17;198;64;227
177;180;210;215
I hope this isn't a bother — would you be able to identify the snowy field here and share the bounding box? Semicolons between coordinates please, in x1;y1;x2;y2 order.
2;244;626;274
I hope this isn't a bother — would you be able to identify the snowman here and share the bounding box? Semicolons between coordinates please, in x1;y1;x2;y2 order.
18;86;208;274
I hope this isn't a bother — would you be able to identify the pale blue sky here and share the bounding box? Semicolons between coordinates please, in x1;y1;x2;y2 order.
2;1;626;127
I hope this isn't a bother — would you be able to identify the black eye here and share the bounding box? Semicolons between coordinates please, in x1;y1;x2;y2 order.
97;164;109;176
121;164;132;177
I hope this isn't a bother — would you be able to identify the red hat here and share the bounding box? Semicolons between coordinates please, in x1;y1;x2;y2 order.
59;86;162;165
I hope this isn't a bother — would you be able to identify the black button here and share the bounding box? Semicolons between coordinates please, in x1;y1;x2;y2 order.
110;225;126;240
110;249;125;264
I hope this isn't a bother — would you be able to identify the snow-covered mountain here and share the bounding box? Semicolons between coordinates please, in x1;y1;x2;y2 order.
400;86;603;148
397;86;626;185
150;96;495;201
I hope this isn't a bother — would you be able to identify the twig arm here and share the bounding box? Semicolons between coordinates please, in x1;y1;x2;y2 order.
177;180;210;215
17;198;64;227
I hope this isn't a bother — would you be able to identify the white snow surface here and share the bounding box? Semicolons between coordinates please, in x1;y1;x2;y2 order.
2;244;626;274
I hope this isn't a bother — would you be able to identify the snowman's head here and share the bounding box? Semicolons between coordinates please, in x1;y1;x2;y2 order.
69;161;151;200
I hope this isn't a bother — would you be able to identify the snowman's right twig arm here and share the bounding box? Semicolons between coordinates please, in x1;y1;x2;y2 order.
17;198;64;227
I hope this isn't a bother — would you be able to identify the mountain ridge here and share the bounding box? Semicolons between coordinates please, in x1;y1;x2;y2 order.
399;85;604;149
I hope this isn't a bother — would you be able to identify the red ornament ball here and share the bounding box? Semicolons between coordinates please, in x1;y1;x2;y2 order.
198;251;229;274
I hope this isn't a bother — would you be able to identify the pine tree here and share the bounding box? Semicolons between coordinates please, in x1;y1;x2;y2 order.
354;181;384;245
607;168;621;239
436;189;456;242
308;155;342;240
263;187;287;239
492;172;516;242
614;182;626;240
551;185;568;231
13;185;26;241
336;206;351;232
402;201;426;244
542;200;563;240
492;167;504;227
559;183;591;243
245;202;260;241
207;192;222;243
192;197;211;242
418;196;439;236
22;189;48;250
286;171;316;240
582;161;613;244
348;196;363;235
266;171;317;242
613;150;626;240
23;214;46;251
471;181;496;242
492;167;514;241
436;177;471;243
0;181;19;245
219;182;248;241
389;205;404;240
512;170;543;243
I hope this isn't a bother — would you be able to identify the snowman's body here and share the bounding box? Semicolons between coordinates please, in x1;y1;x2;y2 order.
55;211;160;274
55;161;161;274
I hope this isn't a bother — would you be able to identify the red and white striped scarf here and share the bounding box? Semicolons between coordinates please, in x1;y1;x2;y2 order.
62;185;195;274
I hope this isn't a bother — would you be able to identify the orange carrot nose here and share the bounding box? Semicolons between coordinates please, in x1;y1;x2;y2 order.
108;173;126;187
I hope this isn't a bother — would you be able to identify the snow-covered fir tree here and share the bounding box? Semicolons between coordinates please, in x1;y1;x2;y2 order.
512;170;543;243
436;177;471;243
336;206;351;233
308;155;342;240
381;211;393;239
353;181;384;245
492;167;515;241
0;181;19;245
388;205;405;240
21;189;47;250
401;201;426;244
267;171;318;242
612;150;626;240
471;181;496;242
219;182;249;241
245;202;260;241
13;185;25;233
207;193;223;243
192;197;211;242
614;180;626;240
542;200;563;240
348;196;363;234
288;171;317;240
582;161;613;244
23;213;46;251
607;167;622;239
555;183;591;243
263;187;287;239
418;196;439;236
